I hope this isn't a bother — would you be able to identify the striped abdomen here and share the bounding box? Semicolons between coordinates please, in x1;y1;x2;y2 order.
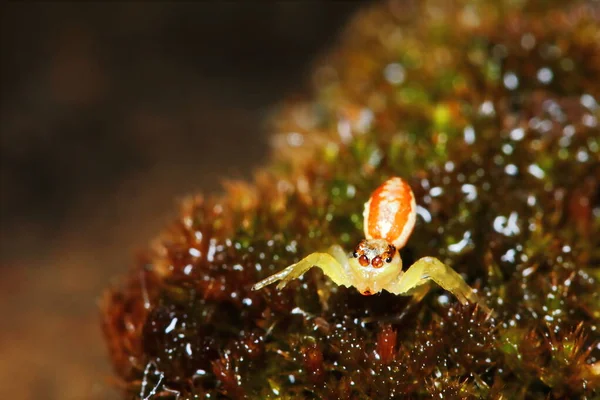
362;177;417;249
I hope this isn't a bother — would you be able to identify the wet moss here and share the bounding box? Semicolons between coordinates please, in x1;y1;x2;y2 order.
101;0;600;398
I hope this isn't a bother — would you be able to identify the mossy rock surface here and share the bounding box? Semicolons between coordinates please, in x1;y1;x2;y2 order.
102;0;600;398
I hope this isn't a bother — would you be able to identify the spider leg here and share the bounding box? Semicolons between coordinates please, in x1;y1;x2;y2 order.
252;245;351;291
389;257;493;314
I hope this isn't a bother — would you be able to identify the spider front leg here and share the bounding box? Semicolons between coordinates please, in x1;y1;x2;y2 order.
252;245;351;291
389;257;493;315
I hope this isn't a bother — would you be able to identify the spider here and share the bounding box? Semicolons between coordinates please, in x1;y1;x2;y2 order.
252;177;492;314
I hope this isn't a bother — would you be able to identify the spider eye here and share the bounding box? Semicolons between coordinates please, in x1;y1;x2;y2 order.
385;257;392;263
358;255;370;267
372;256;383;268
353;251;358;258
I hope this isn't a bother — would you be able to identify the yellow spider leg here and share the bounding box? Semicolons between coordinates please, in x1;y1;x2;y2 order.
389;257;493;314
252;247;351;291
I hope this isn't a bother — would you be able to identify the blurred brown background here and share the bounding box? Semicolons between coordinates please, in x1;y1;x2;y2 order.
0;3;369;398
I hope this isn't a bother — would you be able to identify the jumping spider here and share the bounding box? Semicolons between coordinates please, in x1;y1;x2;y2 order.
252;177;492;314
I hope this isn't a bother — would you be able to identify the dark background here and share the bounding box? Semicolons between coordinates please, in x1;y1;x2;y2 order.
0;3;370;398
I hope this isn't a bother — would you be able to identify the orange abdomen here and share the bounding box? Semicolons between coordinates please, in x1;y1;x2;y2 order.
363;177;417;249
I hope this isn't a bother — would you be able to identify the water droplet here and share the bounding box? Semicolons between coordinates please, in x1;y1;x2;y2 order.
576;149;589;162
502;143;514;155
538;119;553;132
521;33;536;50
537;67;553;84
463;125;476;144
356;109;374;133
501;248;516;263
582;114;598;128
504;164;518;176
479;100;495;116
438;293;450;305
337;119;352;143
493;212;520;236
509;127;525;141
287;132;304;147
165;318;178;334
430;187;443;197
448;231;471;253
384;63;406;85
527;164;545;179
559;136;571;148
461;184;477;202
503;72;519;90
580;94;598;111
521;266;536;277
416;205;432;223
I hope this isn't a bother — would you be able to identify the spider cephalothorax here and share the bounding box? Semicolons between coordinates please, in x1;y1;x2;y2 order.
253;177;492;314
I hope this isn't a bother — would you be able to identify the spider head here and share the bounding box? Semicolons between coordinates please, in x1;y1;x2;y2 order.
352;239;398;268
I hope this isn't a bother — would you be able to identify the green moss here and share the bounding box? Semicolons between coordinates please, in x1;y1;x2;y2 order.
102;0;600;398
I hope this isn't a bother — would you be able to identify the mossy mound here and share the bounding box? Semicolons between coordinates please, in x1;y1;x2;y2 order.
101;0;600;398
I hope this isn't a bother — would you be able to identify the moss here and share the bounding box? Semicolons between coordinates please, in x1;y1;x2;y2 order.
101;0;600;398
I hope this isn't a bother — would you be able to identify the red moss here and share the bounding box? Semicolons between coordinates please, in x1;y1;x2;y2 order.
211;352;246;399
541;322;600;396
375;324;397;365
234;331;265;362
100;0;600;398
101;262;161;379
335;376;353;400
303;343;326;385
